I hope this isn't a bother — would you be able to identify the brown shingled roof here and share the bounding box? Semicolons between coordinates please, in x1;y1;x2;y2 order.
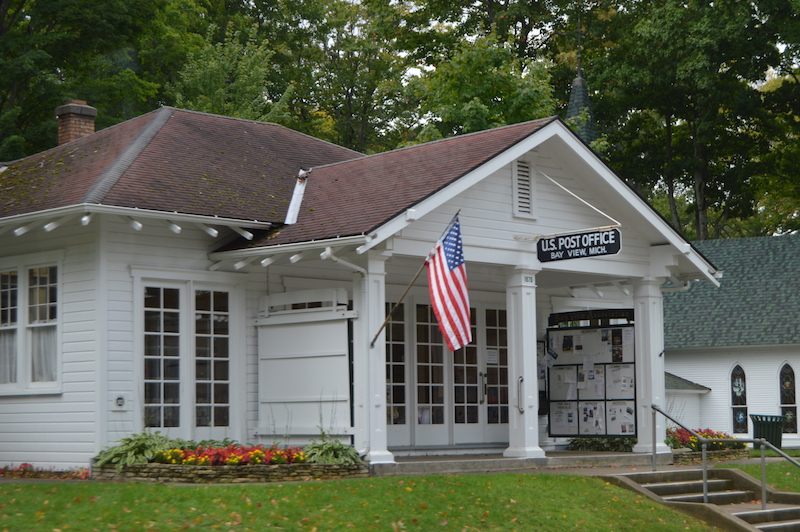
0;108;362;222
245;117;556;248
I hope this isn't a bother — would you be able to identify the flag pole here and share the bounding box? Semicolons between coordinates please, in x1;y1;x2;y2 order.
368;211;461;349
369;260;426;348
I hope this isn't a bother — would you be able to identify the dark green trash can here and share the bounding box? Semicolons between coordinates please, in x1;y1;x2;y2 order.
750;415;786;448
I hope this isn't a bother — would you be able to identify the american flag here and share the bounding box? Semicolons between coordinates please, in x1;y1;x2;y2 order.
426;216;471;351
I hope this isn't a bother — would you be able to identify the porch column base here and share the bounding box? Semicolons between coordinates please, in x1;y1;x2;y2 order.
632;441;671;455
365;449;395;464
503;446;546;459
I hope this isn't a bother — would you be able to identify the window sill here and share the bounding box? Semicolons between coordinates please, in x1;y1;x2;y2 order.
0;386;63;397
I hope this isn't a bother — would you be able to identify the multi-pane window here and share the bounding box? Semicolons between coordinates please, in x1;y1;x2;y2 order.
385;302;406;425
0;271;18;384
780;364;797;434
416;304;445;425
453;309;478;424
29;267;58;382
0;264;58;389
731;364;748;433
484;309;509;424
144;285;231;429
144;287;181;428
195;290;230;428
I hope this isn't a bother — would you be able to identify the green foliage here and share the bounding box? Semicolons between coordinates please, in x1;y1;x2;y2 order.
94;431;175;471
566;437;636;453
410;35;556;140
170;24;281;122
303;431;362;465
594;0;787;239
0;0;163;156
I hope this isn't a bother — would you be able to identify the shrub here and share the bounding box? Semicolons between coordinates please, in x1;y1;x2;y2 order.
95;431;175;471
566;437;636;452
665;428;745;451
304;432;362;465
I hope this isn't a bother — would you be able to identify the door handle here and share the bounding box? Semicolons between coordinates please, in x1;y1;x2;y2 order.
517;377;524;413
479;371;485;404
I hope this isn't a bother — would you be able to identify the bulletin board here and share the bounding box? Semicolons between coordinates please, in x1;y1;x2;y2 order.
545;322;637;438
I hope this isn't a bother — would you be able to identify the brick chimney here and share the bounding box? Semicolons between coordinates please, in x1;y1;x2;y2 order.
55;100;97;145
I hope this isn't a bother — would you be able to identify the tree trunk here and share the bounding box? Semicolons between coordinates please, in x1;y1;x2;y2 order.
693;137;709;240
664;116;683;236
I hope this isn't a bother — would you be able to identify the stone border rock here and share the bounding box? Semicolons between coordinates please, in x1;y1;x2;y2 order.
671;448;750;465
91;462;369;483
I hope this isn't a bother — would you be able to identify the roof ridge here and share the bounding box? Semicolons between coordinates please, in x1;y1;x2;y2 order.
81;107;175;204
307;116;559;172
168;107;365;158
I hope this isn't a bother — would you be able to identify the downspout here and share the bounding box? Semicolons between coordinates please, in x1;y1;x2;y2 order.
285;169;309;225
660;281;692;293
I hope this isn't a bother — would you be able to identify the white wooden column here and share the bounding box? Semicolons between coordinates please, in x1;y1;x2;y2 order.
631;278;670;454
503;268;545;458
352;251;395;463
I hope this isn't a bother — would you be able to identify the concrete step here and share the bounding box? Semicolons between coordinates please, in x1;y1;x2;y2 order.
753;519;800;532
735;506;800;524
643;478;734;496
732;506;800;531
662;489;756;505
620;469;708;485
607;467;800;532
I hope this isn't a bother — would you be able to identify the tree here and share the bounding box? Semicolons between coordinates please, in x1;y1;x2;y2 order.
170;25;286;122
0;0;162;159
311;0;410;152
375;0;576;63
593;0;784;239
408;35;556;141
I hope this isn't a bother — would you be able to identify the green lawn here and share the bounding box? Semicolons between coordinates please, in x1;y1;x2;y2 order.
719;460;800;493
0;473;722;531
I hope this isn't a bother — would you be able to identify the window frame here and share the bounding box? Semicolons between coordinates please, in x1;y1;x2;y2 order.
0;251;64;395
780;363;797;434
731;364;748;434
131;267;245;440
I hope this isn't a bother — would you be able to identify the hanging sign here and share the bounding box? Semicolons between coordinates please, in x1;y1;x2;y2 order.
537;228;621;263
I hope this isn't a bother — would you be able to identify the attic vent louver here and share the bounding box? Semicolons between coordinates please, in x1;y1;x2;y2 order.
513;160;536;219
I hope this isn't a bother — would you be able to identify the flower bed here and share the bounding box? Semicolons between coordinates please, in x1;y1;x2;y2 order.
666;428;746;451
91;462;368;483
1;463;89;480
666;427;749;464
152;444;306;466
92;437;367;483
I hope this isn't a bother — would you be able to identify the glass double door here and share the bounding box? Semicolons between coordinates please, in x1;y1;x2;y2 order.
388;303;509;447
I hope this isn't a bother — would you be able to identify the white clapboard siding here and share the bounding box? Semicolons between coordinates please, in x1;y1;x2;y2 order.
101;217;253;446
0;224;100;469
666;346;800;445
245;275;264;436
395;159;649;272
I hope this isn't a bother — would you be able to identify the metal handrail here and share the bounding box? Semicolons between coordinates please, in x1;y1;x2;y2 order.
651;404;800;510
